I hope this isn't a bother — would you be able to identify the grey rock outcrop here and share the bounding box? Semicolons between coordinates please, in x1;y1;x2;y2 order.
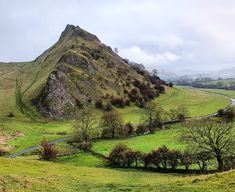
37;70;76;119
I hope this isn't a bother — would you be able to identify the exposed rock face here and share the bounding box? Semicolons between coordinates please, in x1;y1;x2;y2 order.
59;24;100;42
58;52;97;75
37;70;76;119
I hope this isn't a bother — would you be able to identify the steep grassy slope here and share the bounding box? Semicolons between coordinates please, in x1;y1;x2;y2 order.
0;157;234;192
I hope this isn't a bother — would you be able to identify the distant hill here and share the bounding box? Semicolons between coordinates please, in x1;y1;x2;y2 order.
0;25;166;119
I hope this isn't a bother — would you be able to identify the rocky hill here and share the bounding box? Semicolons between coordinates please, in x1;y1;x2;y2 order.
0;25;166;119
30;25;166;119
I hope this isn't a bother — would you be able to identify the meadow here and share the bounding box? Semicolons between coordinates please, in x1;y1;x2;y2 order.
0;157;234;192
197;88;235;98
93;124;184;155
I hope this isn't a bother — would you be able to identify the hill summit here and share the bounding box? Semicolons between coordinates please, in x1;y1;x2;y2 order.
31;25;166;119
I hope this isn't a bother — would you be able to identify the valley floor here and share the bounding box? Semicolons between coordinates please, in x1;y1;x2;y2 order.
1;87;235;191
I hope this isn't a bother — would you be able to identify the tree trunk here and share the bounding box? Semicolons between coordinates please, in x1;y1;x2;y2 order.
112;127;115;139
216;155;224;171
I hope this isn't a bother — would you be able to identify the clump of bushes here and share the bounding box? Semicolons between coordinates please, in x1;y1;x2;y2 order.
217;108;235;122
144;145;181;170
133;80;156;101
108;143;142;167
108;144;222;173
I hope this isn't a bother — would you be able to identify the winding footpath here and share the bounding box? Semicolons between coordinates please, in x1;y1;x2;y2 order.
5;88;235;159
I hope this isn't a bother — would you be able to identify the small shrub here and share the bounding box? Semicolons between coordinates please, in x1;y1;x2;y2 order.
104;103;113;111
95;100;103;109
111;98;125;108
0;146;9;156
108;143;129;167
7;112;14;118
124;89;128;94
125;99;131;106
168;82;174;87
79;141;92;152
39;141;58;161
136;124;148;135
217;109;224;117
124;123;134;136
221;108;235;122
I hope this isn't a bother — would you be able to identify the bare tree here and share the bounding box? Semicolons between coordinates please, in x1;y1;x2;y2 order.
73;108;96;143
168;108;178;121
151;69;158;77
114;47;119;54
176;105;189;121
101;110;124;138
168;105;189;121
182;118;235;171
144;102;164;133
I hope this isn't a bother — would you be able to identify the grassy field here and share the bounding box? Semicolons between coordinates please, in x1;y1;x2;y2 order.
0;157;234;192
93;124;184;155
203;79;235;86
120;87;231;123
6;120;71;152
197;88;235;98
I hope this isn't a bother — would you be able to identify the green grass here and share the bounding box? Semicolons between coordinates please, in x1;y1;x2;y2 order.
203;78;235;86
56;152;105;167
197;88;235;99
3;119;72;152
93;124;184;156
119;87;231;123
0;157;234;192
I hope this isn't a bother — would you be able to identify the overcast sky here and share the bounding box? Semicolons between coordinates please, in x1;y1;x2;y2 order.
1;0;235;71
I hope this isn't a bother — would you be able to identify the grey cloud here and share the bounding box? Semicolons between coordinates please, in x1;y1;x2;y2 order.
0;0;235;71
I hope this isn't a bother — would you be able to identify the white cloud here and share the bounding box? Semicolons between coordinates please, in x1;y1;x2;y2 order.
120;46;180;68
1;0;235;71
140;34;184;49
